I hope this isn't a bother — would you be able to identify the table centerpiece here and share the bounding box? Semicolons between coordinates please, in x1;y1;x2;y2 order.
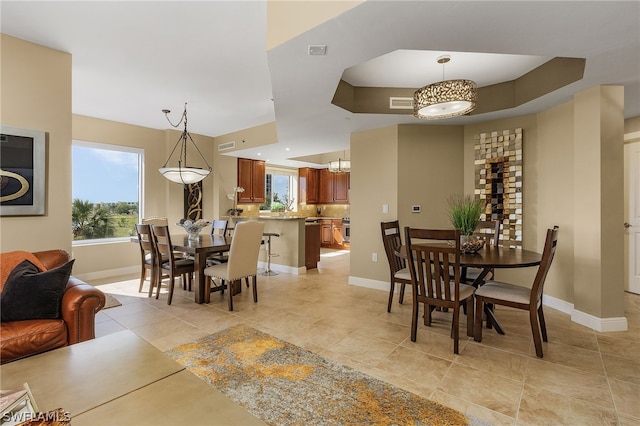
448;194;486;253
179;219;210;241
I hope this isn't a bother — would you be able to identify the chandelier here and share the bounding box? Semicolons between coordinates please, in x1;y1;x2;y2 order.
328;151;350;173
159;103;212;184
413;55;477;120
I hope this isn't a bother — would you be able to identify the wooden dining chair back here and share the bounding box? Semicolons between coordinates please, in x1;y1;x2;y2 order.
142;217;168;226
135;224;159;296
405;227;476;354
474;226;559;357
150;225;195;305
463;220;502;286
207;220;230;265
380;221;412;312
203;221;265;311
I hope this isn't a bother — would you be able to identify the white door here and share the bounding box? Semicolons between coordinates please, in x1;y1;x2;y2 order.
626;138;640;294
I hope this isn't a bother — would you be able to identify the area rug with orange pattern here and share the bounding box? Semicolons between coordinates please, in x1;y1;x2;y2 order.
166;324;471;425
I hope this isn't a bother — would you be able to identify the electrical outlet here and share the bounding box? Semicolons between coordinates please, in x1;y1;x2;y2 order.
372;252;378;262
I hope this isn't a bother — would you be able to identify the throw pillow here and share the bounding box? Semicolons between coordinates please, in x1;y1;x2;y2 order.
0;251;48;291
0;259;75;322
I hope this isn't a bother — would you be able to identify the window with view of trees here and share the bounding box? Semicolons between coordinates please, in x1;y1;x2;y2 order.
72;141;142;242
260;167;297;212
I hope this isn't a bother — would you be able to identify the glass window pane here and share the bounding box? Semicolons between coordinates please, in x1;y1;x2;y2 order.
72;143;141;242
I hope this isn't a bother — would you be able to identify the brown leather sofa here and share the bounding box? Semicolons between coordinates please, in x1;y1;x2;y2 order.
0;249;105;364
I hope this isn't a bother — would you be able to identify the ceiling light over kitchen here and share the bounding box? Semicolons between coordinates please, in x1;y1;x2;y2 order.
413;55;477;119
328;151;350;173
159;103;212;184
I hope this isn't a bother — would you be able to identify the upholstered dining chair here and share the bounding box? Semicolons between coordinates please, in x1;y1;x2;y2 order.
206;220;229;265
380;221;412;312
474;226;559;358
203;220;265;311
134;224;164;296
463;220;502;286
405;227;475;354
150;225;195;305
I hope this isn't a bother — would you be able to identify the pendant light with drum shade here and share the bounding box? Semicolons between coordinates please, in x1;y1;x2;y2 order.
328;150;350;173
413;55;477;119
159;103;212;184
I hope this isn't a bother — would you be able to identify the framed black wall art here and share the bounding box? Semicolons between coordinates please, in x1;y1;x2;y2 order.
0;125;46;216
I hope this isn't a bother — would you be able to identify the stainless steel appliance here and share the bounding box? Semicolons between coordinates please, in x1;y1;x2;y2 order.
342;217;350;243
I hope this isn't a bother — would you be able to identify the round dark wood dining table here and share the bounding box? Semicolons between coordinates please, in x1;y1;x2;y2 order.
396;244;543;334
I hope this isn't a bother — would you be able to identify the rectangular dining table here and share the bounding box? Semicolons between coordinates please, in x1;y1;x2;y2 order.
172;234;231;304
396;244;542;334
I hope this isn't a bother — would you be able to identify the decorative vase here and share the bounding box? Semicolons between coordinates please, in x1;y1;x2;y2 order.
179;219;210;241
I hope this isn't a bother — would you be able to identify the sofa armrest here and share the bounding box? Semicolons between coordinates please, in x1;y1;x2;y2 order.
61;276;106;344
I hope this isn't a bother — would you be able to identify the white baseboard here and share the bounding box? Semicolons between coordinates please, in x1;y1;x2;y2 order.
348;276;388;292
571;310;628;332
257;261;306;275
542;294;628;332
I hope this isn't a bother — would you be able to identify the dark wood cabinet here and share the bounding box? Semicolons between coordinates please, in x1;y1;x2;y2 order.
320;219;345;248
318;169;349;204
298;167;319;204
334;172;349;203
237;158;265;204
305;223;321;269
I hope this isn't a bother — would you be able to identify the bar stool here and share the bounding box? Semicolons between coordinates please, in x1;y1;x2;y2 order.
261;232;280;276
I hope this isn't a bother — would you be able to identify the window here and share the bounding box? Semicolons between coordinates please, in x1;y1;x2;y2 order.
260;167;297;212
72;141;142;243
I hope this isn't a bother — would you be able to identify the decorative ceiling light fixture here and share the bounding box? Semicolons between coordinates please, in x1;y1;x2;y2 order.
159;103;212;184
328;151;350;173
413;55;477;119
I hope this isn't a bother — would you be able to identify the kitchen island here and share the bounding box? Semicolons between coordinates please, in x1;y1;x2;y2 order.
231;216;320;274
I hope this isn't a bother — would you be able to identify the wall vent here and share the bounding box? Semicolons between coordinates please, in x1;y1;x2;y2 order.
389;97;414;110
218;141;235;151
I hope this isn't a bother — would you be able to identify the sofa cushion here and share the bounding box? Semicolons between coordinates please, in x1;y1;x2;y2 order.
0;319;68;363
1;259;75;322
0;251;48;291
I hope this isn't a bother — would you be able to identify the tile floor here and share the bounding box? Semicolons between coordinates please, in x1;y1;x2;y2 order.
92;249;639;425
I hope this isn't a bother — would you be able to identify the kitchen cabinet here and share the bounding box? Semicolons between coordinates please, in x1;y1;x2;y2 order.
305;223;321;269
320;219;345;248
237;158;265;204
318;169;349;204
298;167;319;204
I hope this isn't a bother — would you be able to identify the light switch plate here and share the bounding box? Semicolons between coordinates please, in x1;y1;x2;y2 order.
382;204;389;214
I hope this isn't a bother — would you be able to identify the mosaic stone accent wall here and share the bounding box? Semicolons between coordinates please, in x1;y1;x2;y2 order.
474;128;523;248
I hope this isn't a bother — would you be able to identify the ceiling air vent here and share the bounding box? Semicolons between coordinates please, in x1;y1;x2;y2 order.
218;141;235;151
389;97;414;110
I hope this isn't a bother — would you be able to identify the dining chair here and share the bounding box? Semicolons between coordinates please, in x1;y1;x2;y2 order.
206;220;229;265
134;224;161;296
150;225;195;305
473;226;559;358
142;217;168;226
380;221;412;312
203;220;265;311
405;227;475;354
463;220;502;285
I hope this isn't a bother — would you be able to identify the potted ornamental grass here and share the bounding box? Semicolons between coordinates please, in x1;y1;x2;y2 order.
448;194;486;253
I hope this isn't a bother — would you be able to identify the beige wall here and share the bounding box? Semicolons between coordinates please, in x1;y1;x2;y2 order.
0;35;72;254
397;125;464;231
350;124;463;283
625;116;640;134
573;86;625;317
350;125;399;282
